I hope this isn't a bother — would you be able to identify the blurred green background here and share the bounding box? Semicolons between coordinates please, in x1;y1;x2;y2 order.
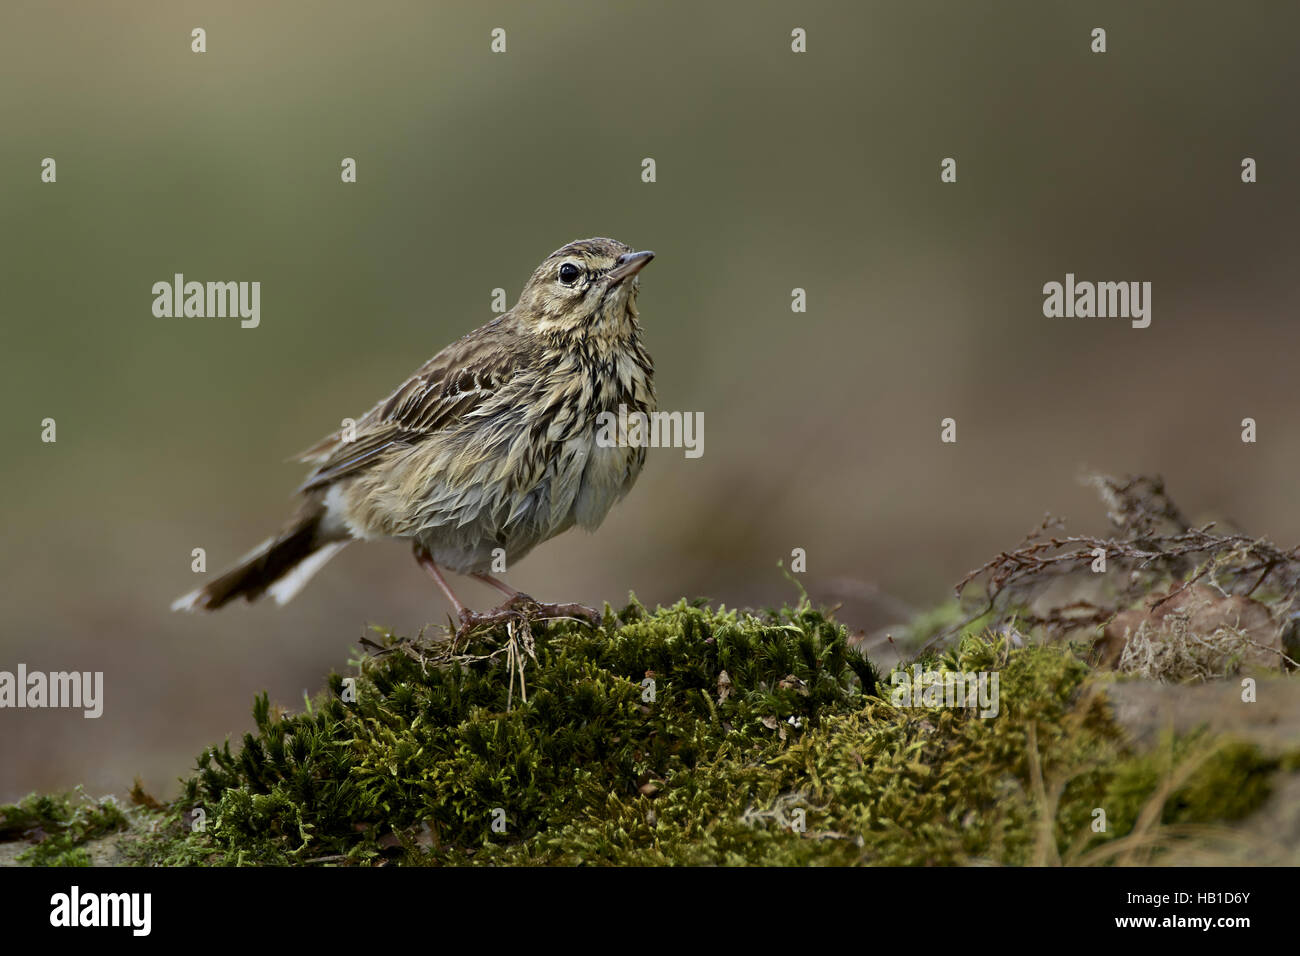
3;1;1298;801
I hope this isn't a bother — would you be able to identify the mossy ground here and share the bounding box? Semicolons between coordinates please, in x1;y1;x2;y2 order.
0;789;129;866
3;598;1294;866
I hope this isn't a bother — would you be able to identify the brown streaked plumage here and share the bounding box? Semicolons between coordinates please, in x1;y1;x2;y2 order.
172;237;656;629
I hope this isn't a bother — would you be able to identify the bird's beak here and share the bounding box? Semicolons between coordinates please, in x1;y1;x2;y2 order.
608;250;655;283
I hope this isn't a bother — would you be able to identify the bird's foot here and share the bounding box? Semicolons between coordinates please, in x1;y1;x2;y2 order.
455;593;601;638
508;594;603;627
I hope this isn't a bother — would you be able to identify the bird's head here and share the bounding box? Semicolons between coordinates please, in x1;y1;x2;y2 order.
516;237;654;338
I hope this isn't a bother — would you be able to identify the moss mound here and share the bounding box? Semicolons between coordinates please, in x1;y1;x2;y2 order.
98;599;1286;865
6;599;1291;866
133;599;878;865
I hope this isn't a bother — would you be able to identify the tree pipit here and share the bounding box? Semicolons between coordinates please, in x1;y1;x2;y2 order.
173;237;656;635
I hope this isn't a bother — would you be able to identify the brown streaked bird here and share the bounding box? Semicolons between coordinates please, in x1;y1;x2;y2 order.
172;237;656;630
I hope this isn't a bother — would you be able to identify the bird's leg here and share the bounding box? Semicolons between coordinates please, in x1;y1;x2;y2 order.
416;546;521;636
469;571;602;628
471;571;531;601
416;545;599;635
413;542;471;621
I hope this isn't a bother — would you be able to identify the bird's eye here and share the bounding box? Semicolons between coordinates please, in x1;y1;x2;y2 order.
558;262;581;285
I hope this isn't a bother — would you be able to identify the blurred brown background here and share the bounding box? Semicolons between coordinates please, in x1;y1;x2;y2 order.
2;1;1298;802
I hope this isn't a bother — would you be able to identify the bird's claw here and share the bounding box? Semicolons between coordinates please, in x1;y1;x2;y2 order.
454;596;601;639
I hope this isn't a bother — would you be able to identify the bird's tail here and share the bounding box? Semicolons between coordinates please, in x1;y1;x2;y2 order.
171;506;347;612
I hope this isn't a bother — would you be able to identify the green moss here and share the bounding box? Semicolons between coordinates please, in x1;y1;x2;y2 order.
1104;738;1280;826
0;788;129;866
52;600;1300;866
135;600;877;865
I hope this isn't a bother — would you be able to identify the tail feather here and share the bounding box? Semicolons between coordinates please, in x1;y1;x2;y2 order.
171;509;346;612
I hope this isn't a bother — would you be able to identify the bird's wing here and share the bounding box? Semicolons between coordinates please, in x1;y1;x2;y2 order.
294;319;525;492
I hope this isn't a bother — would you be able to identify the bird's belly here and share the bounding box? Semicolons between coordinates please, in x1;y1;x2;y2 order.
337;407;645;574
428;437;642;573
572;437;642;529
